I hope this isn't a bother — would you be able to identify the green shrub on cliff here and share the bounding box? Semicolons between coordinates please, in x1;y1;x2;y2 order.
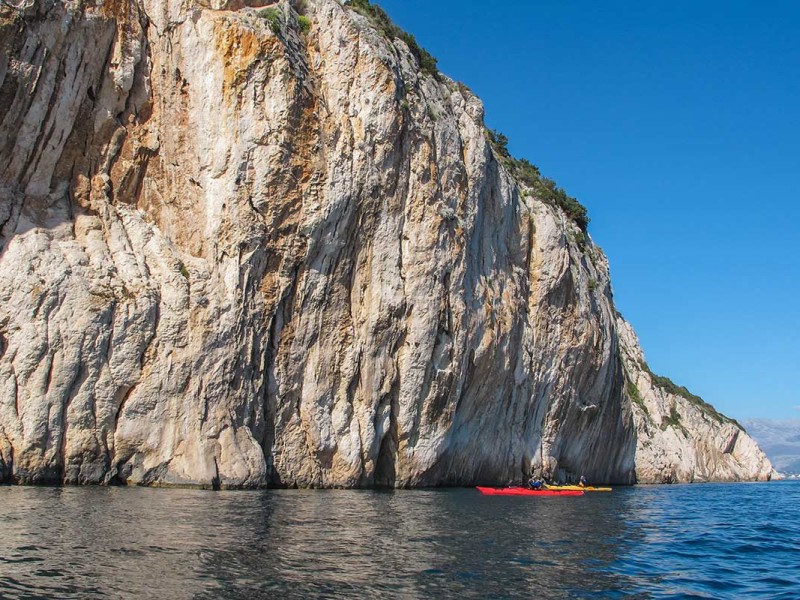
487;129;510;160
258;7;282;34
626;379;650;418
535;177;589;232
641;361;742;428
486;129;590;232
297;14;312;33
512;157;540;186
346;0;439;79
661;404;685;432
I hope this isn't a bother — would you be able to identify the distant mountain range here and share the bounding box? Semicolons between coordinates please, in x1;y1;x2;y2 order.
743;419;800;475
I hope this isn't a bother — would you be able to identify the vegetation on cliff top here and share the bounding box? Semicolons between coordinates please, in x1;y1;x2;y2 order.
343;1;589;233
346;0;440;79
641;361;743;429
487;129;590;232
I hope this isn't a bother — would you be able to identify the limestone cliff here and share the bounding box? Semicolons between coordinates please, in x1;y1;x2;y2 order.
0;0;772;487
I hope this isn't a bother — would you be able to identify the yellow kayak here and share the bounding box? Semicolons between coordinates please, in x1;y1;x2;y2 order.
544;485;612;492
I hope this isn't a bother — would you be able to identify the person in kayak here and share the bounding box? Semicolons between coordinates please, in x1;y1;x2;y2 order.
528;476;543;490
579;475;588;488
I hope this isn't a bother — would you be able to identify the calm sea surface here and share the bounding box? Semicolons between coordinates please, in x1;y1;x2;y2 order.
0;481;798;598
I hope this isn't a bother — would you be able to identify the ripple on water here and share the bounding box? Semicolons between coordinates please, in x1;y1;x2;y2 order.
0;482;798;598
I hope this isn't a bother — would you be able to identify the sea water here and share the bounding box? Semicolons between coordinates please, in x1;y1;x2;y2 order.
0;481;797;598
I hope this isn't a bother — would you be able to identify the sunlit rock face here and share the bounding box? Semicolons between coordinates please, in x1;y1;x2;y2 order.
0;0;772;487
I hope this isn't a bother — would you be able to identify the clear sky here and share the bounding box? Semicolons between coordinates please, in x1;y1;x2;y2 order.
377;0;800;421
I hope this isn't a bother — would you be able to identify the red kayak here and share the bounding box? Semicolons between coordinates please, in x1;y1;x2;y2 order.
476;486;584;497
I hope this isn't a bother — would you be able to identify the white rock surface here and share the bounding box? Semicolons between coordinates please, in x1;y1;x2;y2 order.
0;0;773;487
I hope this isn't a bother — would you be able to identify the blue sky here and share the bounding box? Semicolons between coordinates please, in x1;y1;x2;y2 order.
377;0;800;420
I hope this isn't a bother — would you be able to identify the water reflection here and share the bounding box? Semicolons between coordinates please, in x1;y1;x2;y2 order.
0;487;640;598
1;483;797;598
0;487;266;598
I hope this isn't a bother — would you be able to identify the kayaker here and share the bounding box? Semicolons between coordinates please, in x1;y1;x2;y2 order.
579;475;588;488
528;476;543;490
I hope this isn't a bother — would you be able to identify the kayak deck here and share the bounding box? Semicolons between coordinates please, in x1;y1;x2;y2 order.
476;486;584;497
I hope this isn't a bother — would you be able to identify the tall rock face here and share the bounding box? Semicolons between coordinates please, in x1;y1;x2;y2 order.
0;0;772;487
